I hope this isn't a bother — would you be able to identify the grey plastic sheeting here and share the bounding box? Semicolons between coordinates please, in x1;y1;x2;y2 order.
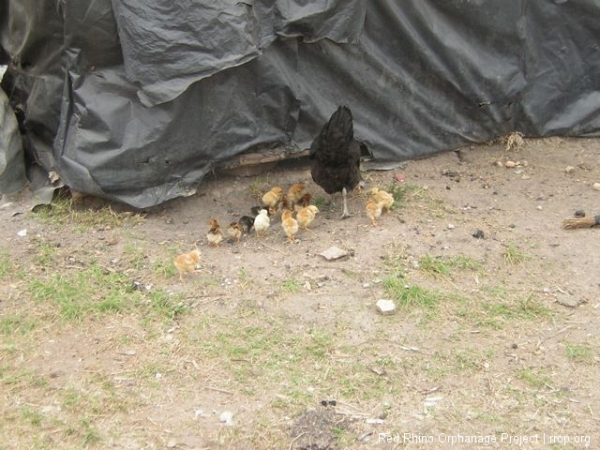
1;0;600;208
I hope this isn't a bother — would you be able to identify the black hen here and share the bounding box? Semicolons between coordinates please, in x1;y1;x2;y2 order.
310;106;367;218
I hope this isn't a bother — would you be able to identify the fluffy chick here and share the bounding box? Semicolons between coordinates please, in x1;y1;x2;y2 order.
296;205;319;230
366;198;382;226
207;218;223;247
227;222;243;243
251;205;276;218
371;187;394;213
262;187;284;210
174;249;201;283
281;209;299;242
253;209;271;237
287;183;306;207
238;216;255;234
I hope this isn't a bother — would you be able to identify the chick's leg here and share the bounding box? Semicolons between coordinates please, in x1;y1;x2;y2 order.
341;187;351;219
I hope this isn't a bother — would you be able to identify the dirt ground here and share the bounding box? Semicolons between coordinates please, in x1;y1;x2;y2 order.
1;136;599;449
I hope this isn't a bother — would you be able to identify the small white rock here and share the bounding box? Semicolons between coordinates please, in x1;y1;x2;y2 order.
17;229;27;237
376;299;397;315
593;182;600;191
536;205;543;210
219;411;234;426
504;160;516;168
565;165;575;174
447;224;455;230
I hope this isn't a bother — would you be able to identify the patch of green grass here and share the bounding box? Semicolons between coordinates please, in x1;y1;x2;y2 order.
503;243;528;265
282;278;302;293
313;195;327;209
0;248;13;277
482;295;549;322
419;254;482;279
384;277;438;311
386;183;422;208
21;405;45;427
27;264;135;321
517;368;551;389
124;242;148;271
248;178;267;199
33;194;143;232
35;240;59;267
147;290;187;319
419;255;452;278
565;343;594;363
0;315;37;335
26;263;187;322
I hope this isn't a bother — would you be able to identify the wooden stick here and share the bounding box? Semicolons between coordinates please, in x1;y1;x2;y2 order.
562;215;600;229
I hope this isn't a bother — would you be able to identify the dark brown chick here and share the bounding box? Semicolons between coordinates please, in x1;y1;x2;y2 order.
207;218;223;247
295;193;312;210
287;183;306;208
227;222;243;243
238;216;255;234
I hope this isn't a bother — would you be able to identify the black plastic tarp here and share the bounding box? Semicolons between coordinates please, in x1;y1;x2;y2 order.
1;0;600;207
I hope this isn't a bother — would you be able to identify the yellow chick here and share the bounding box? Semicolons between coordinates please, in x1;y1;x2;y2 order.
370;187;394;213
296;205;319;230
174;249;201;283
366;199;382;226
262;187;284;210
281;209;299;242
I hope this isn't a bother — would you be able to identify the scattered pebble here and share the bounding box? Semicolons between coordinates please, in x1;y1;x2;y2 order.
593;182;600;191
574;210;586;218
556;295;582;308
565;165;575;174
219;411;234;426
447;224;455;230
17;229;27;237
505;160;517;168
472;229;485;239
536;205;543;210
376;299;397;315
319;246;349;261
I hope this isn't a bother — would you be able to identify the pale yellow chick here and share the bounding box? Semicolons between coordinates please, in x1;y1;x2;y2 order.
253;209;270;237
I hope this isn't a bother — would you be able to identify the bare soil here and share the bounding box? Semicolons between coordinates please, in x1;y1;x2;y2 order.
1;136;599;449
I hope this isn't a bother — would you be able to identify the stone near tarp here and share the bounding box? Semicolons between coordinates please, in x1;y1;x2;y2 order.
319;246;349;261
376;299;397;315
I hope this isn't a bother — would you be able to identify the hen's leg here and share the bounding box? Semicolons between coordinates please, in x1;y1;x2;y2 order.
341;187;351;219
